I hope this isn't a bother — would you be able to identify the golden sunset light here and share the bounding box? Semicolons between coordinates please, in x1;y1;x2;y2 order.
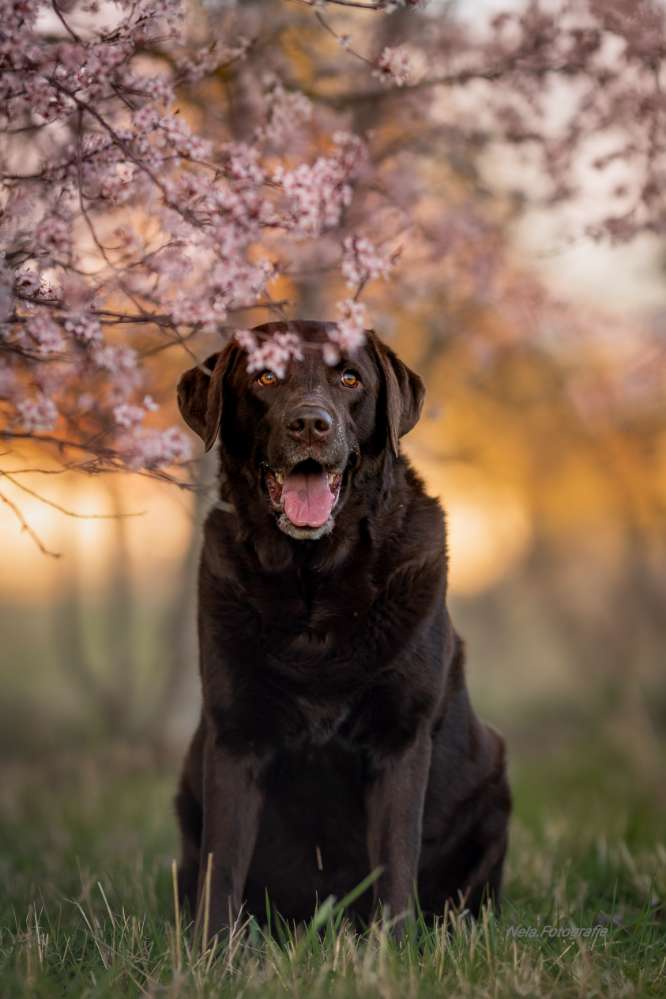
2;1;665;993
1;473;193;601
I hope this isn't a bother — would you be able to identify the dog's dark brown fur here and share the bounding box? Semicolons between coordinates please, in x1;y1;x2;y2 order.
175;321;510;938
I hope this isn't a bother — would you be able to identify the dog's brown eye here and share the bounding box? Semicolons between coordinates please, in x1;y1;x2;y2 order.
257;370;278;387
341;370;360;388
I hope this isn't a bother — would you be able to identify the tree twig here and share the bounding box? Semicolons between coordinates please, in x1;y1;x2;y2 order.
0;472;146;518
0;489;61;558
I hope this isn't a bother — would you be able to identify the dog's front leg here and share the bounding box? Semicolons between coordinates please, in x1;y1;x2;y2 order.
197;731;264;942
365;725;432;935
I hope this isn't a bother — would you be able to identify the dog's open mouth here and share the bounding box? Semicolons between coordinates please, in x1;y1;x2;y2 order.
264;458;343;538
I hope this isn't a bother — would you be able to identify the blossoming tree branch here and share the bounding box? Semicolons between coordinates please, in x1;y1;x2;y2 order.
2;0;665;548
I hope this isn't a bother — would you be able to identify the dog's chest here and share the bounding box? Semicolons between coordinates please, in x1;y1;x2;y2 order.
265;631;359;747
240;568;377;747
295;698;352;746
253;560;373;631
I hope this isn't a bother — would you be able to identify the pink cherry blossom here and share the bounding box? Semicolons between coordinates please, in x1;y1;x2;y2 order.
120;426;192;469
222;143;266;187
16;394;58;433
273;134;366;236
331;300;367;356
92;344;139;378
258;75;313;147
243;331;305;381
373;47;413;88
235;329;258;353
64;313;103;346
25;314;65;355
113;402;146;429
2;0;661;497
342;236;394;288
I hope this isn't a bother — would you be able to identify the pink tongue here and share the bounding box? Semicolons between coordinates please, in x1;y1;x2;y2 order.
282;469;334;528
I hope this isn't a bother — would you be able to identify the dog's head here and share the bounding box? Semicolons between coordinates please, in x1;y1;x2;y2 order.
178;321;424;541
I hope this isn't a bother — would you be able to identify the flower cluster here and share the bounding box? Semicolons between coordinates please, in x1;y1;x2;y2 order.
342;236;394;288
119;426;192;469
373;47;413;88
15;394;58;433
23;314;65;355
64;313;103;346
257;75;313;147
274;133;366;236
0;0;374;479
113;396;157;430
236;329;305;380
323;300;368;364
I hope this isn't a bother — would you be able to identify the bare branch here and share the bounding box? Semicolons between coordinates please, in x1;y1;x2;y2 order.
289;0;387;10
0;472;146;519
0;489;62;558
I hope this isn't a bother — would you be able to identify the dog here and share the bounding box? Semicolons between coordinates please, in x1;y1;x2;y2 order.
175;320;510;938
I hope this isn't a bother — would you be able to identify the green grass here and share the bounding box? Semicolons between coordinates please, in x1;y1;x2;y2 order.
1;747;664;998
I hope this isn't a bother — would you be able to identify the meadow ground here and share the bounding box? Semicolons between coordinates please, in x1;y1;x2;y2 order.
1;741;664;999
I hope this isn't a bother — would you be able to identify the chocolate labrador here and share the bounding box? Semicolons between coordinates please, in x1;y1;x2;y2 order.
175;320;510;938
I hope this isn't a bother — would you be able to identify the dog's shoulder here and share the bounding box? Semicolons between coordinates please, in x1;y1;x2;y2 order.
403;459;446;548
374;457;446;573
198;504;246;584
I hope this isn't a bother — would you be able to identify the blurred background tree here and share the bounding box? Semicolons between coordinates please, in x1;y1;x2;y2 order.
1;0;665;784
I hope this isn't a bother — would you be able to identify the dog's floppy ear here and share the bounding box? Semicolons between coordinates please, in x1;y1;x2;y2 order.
368;332;425;457
177;344;236;451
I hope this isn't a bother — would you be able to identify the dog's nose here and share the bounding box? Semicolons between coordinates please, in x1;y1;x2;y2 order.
286;405;334;443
